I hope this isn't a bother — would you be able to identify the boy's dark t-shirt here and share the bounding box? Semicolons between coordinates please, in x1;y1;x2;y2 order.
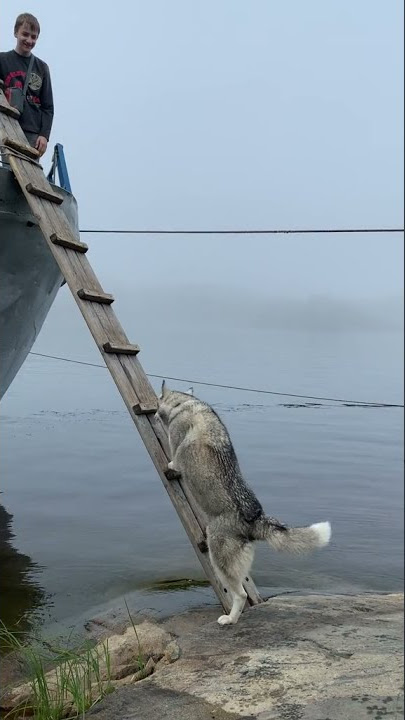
0;50;54;139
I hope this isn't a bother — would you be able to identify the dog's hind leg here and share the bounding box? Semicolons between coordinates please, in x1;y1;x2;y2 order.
218;579;248;626
207;520;254;626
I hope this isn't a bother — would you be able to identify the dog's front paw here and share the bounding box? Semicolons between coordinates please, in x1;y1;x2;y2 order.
217;614;235;626
165;467;182;481
197;539;208;554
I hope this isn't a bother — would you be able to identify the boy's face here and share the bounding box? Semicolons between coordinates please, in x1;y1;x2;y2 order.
14;22;38;56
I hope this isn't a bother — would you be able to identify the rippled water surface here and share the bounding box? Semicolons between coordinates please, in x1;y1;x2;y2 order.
1;327;403;632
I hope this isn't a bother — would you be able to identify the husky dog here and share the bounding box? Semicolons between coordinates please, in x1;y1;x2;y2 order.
156;382;331;626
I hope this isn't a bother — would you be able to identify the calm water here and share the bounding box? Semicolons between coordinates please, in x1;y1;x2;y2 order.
0;324;403;634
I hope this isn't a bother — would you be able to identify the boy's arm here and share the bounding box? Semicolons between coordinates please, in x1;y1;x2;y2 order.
39;63;54;141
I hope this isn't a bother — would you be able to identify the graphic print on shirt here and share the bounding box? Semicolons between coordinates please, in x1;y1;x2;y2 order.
29;72;42;92
4;69;42;104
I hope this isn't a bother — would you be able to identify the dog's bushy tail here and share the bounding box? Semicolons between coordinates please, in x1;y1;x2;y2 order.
253;515;331;554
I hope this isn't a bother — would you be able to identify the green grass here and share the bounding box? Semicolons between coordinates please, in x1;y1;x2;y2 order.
0;620;114;719
123;598;145;672
0;601;150;719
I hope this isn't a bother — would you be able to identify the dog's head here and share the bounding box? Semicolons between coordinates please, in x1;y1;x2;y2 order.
155;380;194;426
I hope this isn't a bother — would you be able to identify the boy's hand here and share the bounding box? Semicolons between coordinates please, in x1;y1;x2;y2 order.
35;135;48;156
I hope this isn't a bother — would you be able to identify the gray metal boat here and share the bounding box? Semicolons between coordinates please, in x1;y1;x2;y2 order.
0;145;78;399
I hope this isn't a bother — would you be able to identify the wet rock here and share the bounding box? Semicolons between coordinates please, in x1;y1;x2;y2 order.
162;640;181;663
103;620;173;672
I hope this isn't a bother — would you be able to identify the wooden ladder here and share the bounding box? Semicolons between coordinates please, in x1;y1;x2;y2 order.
0;90;262;613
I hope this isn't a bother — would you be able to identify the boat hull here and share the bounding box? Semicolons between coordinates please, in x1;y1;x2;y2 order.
0;166;79;399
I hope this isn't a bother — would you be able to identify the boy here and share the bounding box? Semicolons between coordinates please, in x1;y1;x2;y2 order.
0;13;54;157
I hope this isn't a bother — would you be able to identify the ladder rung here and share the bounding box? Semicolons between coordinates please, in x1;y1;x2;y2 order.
133;402;158;415
77;288;115;304
2;136;40;160
103;341;140;355
50;233;88;253
26;182;64;204
0;103;20;119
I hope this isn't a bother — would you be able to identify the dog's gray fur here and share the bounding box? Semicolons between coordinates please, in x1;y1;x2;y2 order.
156;382;331;626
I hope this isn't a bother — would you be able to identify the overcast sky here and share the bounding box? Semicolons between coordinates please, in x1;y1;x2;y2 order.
1;1;403;302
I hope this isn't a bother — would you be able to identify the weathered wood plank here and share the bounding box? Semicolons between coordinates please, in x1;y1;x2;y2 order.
103;341;140;355
133;402;158;415
52;256;230;603
0;98;20;120
115;354;158;413
46;218;236;611
51;233;88;253
26;182;64;204
2;136;40;159
3;139;262;611
0;107;24;144
50;203;259;610
77;288;115;304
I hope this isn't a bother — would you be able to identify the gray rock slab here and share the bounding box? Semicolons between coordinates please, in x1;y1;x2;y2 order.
86;593;404;720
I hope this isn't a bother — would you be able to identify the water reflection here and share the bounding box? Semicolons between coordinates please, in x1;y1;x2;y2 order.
0;503;48;637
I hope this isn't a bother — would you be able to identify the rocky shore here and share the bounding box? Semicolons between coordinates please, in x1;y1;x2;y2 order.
3;592;403;720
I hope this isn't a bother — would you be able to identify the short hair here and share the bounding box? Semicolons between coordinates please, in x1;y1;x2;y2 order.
14;13;40;36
